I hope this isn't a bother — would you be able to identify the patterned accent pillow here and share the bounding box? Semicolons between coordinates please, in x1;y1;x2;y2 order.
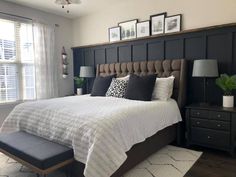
106;78;128;98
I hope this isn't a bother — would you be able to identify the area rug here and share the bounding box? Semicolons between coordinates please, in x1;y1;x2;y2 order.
0;145;202;177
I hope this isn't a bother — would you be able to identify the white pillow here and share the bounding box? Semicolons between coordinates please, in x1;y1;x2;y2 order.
152;76;175;101
116;75;130;81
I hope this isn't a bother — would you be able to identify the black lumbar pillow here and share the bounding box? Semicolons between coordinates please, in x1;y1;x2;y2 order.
91;75;115;96
125;74;157;101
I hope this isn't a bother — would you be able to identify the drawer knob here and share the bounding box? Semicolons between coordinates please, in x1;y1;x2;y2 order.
196;122;200;125
197;112;200;115
217;114;221;118
217;124;221;127
207;136;211;139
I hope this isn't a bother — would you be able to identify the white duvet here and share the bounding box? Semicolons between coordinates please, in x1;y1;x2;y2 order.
1;95;182;177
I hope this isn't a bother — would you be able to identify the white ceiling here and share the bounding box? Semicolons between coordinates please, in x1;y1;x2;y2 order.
4;0;123;19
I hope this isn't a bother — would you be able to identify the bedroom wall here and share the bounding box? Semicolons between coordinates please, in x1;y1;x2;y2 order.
72;0;236;46
0;1;74;125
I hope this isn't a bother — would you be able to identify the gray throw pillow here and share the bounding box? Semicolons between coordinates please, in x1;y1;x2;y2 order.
125;74;157;101
91;75;115;96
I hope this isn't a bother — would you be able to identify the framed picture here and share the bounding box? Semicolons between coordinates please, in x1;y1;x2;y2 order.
118;19;138;40
137;20;150;38
109;26;121;42
165;14;182;33
150;12;167;35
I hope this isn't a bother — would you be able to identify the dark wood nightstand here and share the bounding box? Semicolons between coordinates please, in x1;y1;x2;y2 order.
185;104;236;155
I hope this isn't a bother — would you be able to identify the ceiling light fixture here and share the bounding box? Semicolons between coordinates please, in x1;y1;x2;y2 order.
55;0;81;13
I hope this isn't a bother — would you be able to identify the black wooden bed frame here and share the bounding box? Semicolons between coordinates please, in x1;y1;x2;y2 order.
71;59;187;177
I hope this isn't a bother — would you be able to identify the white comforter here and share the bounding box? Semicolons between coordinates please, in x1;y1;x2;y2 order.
1;95;182;177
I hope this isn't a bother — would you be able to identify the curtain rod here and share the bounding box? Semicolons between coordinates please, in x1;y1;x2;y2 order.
0;11;59;27
0;11;32;20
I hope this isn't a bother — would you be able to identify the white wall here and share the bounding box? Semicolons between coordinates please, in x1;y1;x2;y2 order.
72;0;236;46
0;0;74;125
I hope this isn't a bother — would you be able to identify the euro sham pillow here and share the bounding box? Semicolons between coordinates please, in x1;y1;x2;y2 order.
125;74;157;101
106;78;128;98
152;76;175;101
116;75;130;81
91;75;115;96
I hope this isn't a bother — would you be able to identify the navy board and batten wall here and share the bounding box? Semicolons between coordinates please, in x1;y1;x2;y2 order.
72;23;236;105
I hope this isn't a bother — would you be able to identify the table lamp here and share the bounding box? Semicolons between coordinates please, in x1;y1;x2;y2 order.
192;59;219;105
80;66;95;94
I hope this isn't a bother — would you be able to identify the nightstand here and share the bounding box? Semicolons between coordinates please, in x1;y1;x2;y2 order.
185;104;236;155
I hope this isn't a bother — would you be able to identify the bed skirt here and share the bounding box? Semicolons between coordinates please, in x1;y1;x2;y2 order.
70;124;177;177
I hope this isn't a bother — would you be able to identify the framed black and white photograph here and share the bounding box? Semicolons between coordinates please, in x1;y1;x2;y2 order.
150;12;167;35
109;26;121;42
137;20;150;38
165;14;182;33
118;19;138;40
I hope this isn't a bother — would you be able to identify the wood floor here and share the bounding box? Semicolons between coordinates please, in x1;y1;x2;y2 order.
185;147;236;177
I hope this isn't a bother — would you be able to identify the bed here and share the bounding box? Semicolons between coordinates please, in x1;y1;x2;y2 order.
1;59;187;177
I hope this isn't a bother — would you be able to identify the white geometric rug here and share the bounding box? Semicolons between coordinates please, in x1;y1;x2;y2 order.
0;145;202;177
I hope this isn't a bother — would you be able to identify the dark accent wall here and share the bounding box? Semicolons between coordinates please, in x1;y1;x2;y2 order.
72;24;236;105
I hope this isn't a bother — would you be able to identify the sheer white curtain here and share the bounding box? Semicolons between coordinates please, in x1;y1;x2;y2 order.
33;22;59;99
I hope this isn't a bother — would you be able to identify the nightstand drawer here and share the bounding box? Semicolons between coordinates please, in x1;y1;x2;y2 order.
191;118;230;131
210;111;230;121
191;127;230;147
191;118;211;128
190;109;209;118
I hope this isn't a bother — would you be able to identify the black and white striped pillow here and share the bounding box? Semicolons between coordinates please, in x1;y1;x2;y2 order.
106;78;128;98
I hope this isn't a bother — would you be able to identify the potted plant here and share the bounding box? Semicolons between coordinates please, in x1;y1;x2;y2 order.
74;77;85;95
216;74;236;107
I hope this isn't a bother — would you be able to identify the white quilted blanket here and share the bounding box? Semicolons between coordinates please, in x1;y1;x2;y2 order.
1;95;182;177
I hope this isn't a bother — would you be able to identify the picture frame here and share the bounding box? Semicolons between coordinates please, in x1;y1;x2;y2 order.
137;20;150;38
150;12;167;35
118;19;138;40
108;26;121;42
165;14;182;33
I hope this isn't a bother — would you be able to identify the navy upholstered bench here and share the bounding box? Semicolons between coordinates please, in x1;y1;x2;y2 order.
0;131;74;177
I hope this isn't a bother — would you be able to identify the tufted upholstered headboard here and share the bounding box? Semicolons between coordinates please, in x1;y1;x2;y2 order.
96;59;187;109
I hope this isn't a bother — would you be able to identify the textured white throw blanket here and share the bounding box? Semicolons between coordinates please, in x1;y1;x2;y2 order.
1;95;182;177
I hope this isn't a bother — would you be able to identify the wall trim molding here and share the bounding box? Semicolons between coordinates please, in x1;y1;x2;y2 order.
72;23;236;49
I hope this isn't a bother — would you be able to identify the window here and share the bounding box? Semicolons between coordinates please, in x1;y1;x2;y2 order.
0;18;35;103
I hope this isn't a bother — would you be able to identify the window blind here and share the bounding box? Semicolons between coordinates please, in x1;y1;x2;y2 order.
0;18;35;103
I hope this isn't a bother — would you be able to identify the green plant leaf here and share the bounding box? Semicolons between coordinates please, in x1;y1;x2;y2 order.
216;74;236;95
74;77;85;88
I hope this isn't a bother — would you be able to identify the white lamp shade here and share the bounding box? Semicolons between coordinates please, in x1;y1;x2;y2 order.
80;66;95;78
192;59;219;77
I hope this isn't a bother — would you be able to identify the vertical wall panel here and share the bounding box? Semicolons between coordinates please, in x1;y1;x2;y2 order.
118;45;131;62
233;33;236;74
73;49;85;92
207;33;231;73
207;33;232;104
185;36;206;104
185;37;205;59
165;39;184;59
84;49;94;66
94;49;105;66
147;41;164;60
132;43;147;61
106;47;118;63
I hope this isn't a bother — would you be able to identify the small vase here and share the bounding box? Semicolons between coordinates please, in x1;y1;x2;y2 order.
77;88;83;95
62;54;67;60
223;96;234;108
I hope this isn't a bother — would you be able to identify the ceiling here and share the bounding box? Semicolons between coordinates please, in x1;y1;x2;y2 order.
4;0;124;19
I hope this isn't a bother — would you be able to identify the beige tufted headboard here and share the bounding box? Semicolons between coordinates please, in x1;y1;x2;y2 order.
96;59;187;109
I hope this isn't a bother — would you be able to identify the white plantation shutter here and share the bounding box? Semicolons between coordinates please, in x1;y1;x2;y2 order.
0;17;35;103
